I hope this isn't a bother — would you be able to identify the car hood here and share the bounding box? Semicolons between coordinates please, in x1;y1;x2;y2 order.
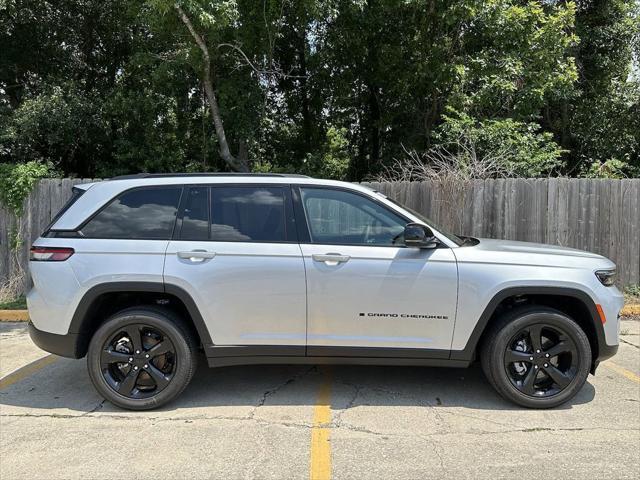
472;238;605;259
453;237;615;270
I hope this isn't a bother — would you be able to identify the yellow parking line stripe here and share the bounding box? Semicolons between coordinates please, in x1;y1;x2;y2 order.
310;367;332;480
0;355;58;390
602;361;640;384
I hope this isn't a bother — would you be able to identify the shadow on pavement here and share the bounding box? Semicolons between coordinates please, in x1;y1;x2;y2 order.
0;322;29;336
0;353;595;413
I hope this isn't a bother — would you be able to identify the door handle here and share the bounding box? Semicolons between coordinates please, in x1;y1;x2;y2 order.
177;250;216;262
312;253;350;266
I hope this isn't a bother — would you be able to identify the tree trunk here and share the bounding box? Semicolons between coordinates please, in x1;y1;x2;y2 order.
175;4;248;172
298;29;311;151
368;83;381;171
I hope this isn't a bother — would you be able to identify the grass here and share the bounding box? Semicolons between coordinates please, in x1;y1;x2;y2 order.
624;284;640;305
0;296;27;310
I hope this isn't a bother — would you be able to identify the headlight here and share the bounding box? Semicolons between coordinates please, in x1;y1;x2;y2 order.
595;269;616;286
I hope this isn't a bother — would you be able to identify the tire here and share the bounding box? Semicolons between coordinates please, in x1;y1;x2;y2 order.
480;305;591;409
87;306;198;410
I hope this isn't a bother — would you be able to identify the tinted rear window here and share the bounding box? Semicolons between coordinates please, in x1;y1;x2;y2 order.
81;187;182;239
44;187;85;233
210;186;285;242
180;187;209;240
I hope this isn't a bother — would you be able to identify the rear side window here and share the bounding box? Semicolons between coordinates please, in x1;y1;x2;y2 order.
210;186;286;242
81;187;182;239
180;187;209;240
44;187;85;234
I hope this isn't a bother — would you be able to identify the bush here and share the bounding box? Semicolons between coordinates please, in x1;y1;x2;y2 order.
0;161;54;302
433;110;565;177
0;161;54;217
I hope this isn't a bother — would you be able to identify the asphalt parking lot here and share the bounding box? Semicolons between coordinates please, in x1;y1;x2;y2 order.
1;320;639;480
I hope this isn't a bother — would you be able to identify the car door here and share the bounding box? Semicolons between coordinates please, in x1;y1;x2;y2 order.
295;186;458;357
164;184;306;356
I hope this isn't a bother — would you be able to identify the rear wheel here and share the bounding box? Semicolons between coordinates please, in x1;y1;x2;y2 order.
87;307;197;410
481;306;591;408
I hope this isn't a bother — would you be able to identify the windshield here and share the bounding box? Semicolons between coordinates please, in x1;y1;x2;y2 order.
375;192;465;246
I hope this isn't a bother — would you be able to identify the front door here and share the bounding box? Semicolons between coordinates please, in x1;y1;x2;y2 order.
296;186;458;356
164;185;306;354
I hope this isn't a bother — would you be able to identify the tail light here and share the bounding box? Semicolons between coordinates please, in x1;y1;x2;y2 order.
30;246;75;261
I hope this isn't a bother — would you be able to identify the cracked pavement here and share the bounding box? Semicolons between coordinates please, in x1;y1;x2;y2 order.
1;320;639;480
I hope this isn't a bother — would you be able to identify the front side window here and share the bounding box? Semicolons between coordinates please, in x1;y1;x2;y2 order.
81;187;182;239
300;187;406;246
210;186;286;242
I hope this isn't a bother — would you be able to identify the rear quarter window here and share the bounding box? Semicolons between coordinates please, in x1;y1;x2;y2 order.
81;187;182;239
43;187;85;234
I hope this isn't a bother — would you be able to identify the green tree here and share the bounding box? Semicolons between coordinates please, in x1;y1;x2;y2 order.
0;0;638;179
569;0;640;173
434;110;564;177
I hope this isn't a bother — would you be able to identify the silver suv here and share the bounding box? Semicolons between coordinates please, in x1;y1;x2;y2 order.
27;174;623;410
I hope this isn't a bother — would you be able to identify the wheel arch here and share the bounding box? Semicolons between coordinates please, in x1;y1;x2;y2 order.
451;286;606;370
68;282;213;358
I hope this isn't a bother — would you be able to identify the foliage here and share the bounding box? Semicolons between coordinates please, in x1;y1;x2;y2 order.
434;110;564;177
375;110;564;182
0;0;638;179
300;127;350;180
582;159;640;179
1;85;109;174
559;0;640;174
624;284;640;304
573;80;640;176
446;0;578;119
0;296;27;310
253;126;350;179
0;160;53;302
0;161;54;217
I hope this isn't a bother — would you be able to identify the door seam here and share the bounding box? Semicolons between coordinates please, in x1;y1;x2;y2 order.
298;243;309;356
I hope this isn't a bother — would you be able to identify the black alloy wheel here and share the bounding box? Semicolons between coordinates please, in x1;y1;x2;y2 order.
100;323;177;399
481;306;591;409
504;323;578;398
87;307;197;410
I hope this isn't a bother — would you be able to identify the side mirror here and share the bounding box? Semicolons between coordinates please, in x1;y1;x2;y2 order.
403;223;439;249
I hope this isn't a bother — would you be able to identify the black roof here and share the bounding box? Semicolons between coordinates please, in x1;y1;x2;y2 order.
109;172;311;181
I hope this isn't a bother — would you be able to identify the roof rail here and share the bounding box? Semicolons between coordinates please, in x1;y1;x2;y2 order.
109;172;311;180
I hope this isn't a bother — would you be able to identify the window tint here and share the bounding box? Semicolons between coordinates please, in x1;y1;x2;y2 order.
82;187;182;239
180;187;209;240
300;188;406;246
210;187;285;242
44;187;85;233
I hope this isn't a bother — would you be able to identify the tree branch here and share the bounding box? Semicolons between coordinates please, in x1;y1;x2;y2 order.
218;43;309;80
175;3;210;64
174;3;248;172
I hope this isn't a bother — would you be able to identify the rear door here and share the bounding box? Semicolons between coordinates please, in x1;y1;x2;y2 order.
164;184;307;356
295;186;458;356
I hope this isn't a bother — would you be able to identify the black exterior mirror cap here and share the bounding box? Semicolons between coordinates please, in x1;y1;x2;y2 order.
403;223;439;248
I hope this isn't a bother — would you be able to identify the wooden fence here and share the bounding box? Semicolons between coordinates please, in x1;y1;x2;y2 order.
1;178;639;293
0;178;99;294
362;179;640;286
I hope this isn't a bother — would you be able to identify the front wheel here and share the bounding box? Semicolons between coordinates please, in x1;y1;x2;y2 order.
481;306;592;409
87;307;198;410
